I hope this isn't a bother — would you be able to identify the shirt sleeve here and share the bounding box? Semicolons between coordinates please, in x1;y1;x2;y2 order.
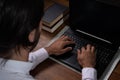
82;67;97;80
29;48;49;69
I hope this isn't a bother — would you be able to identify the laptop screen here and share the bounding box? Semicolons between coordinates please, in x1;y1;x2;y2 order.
70;0;120;46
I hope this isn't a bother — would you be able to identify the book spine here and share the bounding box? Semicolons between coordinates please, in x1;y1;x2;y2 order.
43;9;69;28
43;14;63;27
42;18;64;33
42;14;69;33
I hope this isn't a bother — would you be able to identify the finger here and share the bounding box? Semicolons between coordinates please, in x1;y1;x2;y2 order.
61;47;72;54
86;44;91;51
77;49;82;64
81;47;85;52
60;35;66;39
77;49;81;57
61;35;68;40
91;46;95;53
62;36;72;41
64;41;75;45
77;49;81;54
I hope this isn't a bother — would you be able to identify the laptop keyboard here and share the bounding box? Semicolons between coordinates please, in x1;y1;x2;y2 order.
50;28;116;79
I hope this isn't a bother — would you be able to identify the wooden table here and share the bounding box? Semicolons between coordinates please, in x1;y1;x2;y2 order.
30;22;120;80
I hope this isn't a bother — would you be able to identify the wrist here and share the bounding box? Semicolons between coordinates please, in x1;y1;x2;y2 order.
44;47;53;55
82;64;95;68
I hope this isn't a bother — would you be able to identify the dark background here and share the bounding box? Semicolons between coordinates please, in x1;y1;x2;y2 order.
69;0;120;46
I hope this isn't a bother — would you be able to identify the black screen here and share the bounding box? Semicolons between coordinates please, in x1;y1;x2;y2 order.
70;0;120;46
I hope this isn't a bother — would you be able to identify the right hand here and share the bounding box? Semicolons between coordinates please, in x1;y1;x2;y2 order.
45;35;75;55
77;44;96;68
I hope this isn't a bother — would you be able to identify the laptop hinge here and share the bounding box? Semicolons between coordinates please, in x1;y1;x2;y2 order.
76;29;112;44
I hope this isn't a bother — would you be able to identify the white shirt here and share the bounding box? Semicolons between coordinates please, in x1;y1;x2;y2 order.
0;48;97;80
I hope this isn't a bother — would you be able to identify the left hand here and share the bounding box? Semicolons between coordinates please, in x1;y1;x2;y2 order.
77;44;96;68
45;35;75;55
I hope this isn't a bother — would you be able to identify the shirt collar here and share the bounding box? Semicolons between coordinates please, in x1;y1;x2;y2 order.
0;58;33;74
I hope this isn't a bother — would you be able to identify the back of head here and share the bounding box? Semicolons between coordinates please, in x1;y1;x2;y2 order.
0;0;44;58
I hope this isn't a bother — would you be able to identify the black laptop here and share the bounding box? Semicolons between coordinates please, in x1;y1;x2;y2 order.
49;0;120;80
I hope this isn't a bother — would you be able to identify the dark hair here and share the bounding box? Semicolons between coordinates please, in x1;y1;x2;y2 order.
0;0;44;58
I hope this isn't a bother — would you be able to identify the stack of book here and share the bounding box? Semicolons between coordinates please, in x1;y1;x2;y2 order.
42;0;69;33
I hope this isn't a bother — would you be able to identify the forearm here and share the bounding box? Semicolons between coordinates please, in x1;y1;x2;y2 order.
29;48;49;69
